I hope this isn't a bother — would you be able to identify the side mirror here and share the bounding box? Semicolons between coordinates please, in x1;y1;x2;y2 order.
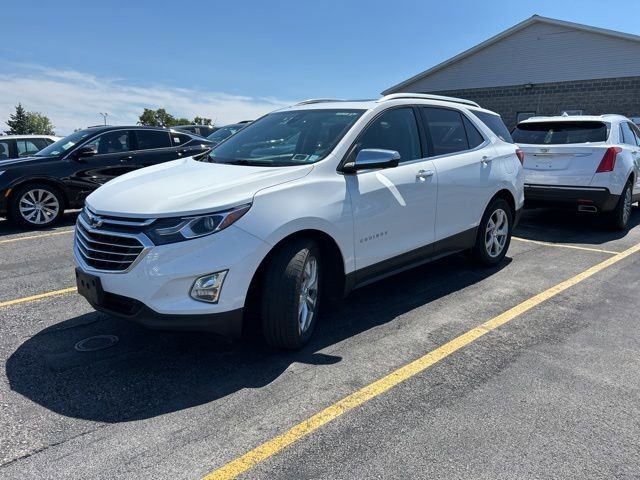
342;148;400;173
75;145;97;158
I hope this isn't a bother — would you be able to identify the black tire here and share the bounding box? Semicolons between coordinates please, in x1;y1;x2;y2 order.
609;181;633;231
471;197;513;267
9;183;65;229
261;239;321;350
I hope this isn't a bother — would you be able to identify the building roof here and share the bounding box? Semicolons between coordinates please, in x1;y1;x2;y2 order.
382;15;640;95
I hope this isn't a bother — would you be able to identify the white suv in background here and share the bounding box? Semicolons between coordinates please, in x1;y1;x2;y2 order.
74;94;524;349
512;115;640;230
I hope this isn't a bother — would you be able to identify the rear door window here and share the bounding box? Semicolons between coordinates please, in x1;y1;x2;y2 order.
462;116;485;149
171;132;193;146
512;121;608;144
135;130;172;150
621;122;639;146
421;107;469;156
473;111;513;143
17;139;42;157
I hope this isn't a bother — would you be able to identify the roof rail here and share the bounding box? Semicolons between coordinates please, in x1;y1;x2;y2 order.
377;93;480;108
294;98;343;106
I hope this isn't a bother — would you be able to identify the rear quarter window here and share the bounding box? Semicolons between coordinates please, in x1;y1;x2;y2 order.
473;111;514;143
512;121;608;144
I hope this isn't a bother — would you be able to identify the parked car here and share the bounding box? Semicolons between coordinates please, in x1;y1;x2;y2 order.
0;126;213;228
0;135;60;160
174;125;218;138
206;122;250;146
512;115;640;230
74;94;524;349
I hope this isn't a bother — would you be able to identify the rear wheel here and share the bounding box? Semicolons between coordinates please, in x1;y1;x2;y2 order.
9;183;64;229
261;239;321;350
609;181;632;231
472;197;513;267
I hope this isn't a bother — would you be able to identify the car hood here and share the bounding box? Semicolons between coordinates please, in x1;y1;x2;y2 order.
0;155;56;167
86;157;313;218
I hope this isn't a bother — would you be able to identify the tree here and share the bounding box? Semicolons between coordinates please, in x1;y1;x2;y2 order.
5;104;56;135
138;108;213;127
193;116;212;126
25;112;55;135
5;103;30;134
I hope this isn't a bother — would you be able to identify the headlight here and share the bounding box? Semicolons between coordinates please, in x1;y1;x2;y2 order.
144;204;251;245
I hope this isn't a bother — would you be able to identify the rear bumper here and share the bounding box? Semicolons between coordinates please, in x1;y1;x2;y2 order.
524;184;620;212
85;290;244;338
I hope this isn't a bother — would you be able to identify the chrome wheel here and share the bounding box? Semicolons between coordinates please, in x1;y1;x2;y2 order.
298;255;318;334
19;189;60;225
622;186;632;226
485;208;509;258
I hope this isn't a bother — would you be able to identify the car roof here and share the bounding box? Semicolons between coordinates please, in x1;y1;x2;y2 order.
276;94;500;116
0;134;59;140
519;114;630;124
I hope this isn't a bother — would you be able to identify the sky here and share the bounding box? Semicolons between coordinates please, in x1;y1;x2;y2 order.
3;0;640;134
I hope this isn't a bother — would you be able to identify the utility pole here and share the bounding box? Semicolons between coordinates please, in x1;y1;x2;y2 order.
99;112;109;125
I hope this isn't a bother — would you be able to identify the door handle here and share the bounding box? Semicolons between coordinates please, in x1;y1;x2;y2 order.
481;156;493;164
416;169;434;181
120;155;133;162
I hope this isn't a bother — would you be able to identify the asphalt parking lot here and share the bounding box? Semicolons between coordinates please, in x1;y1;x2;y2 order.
1;208;640;479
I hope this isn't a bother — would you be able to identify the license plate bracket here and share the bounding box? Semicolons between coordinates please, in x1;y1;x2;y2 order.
75;268;105;305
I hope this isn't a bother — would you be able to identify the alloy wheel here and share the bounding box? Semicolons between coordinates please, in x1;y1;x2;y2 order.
485;208;509;258
298;255;319;334
622;186;632;226
19;189;60;225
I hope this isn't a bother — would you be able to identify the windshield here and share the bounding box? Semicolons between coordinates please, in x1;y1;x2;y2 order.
35;129;94;156
209;109;364;166
512;121;609;144
207;125;243;145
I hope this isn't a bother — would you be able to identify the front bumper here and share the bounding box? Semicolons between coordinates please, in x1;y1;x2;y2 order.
524;184;620;212
85;289;244;337
74;223;271;336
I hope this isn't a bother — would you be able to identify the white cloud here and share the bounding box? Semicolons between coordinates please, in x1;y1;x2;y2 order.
0;64;293;135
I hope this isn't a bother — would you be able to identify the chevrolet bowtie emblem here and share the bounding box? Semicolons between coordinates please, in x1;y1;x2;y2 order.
90;216;104;228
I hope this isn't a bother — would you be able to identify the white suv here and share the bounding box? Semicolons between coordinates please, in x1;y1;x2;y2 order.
74;94;524;349
512;115;640;230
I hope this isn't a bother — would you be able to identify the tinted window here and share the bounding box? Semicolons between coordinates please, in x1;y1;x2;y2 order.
135;130;171;150
512;121;608;144
356;108;421;162
211;109;364;166
170;132;192;146
31;138;49;150
208;125;243;145
621;122;638;146
0;140;10;160
421;107;468;156
474;111;513;143
86;131;131;154
17;140;41;157
630;123;640;146
463;116;485;149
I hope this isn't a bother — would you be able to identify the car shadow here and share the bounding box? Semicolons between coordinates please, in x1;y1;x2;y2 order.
6;253;510;423
0;211;79;236
514;207;640;246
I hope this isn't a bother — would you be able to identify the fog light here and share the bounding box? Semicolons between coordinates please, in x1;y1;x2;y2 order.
190;271;227;303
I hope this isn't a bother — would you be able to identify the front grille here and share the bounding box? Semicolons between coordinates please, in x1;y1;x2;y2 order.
75;221;146;272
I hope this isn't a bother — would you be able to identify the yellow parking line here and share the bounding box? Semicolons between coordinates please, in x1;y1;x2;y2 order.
512;236;619;255
0;287;77;308
0;229;74;245
204;241;640;480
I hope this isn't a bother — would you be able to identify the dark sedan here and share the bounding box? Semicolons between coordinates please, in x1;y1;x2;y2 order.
0;126;213;229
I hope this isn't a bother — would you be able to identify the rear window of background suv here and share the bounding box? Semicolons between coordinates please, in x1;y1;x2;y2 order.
473;111;514;144
512;121;608;144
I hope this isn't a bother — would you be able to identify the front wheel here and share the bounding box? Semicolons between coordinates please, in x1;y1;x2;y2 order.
261;239;321;349
472;198;513;267
9;183;65;229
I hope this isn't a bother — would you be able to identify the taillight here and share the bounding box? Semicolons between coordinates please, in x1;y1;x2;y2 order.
596;147;621;173
515;148;525;165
